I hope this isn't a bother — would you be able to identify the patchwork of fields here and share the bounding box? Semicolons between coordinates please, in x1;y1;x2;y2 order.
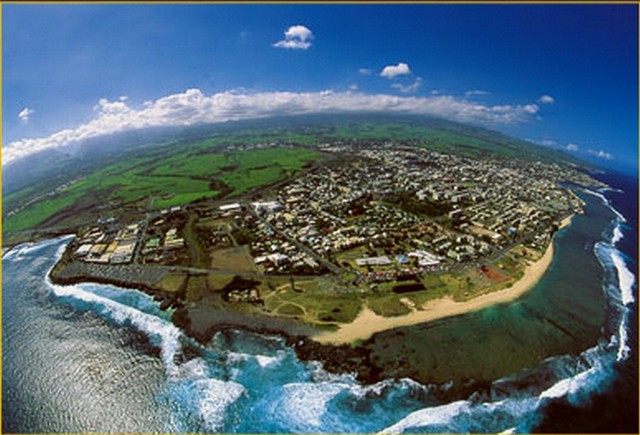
3;145;320;233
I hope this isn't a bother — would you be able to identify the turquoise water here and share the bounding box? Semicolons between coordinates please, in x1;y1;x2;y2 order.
2;185;636;433
366;190;612;386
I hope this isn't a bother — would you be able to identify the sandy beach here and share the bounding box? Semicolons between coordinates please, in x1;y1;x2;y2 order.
314;235;558;345
559;214;574;229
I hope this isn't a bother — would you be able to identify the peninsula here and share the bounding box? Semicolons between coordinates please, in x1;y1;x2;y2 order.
3;116;607;347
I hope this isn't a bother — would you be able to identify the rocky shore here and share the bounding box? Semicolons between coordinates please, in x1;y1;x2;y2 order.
49;259;184;310
47;255;385;384
46;250;535;400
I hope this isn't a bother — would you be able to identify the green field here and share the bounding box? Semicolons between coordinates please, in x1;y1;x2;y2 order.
3;146;321;233
264;282;363;324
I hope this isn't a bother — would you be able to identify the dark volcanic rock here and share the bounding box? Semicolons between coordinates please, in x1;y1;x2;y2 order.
284;335;383;384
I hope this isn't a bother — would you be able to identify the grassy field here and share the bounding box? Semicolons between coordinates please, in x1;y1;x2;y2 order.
149;147;319;196
209;246;256;272
263;280;363;324
156;273;187;293
3;146;321;234
185;275;209;302
368;294;413;317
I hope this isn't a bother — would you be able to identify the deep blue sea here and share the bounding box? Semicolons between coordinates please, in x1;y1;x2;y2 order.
2;169;637;433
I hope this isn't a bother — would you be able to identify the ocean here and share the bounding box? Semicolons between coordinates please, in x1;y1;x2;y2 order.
2;169;637;433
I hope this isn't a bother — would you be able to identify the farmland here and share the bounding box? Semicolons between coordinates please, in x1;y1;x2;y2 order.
3;145;321;234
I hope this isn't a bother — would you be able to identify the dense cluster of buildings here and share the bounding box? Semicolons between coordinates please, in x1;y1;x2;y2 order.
219;144;584;278
70;142;591;283
73;209;187;266
73;223;141;264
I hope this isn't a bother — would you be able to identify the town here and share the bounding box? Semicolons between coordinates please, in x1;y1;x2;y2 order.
64;141;592;304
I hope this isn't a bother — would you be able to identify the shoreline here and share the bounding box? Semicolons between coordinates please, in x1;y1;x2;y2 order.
559;214;574;229
44;216;574;360
40;212;588;388
46;220;569;348
314;231;559;345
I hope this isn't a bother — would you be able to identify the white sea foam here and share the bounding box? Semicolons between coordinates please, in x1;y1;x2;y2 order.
379;400;469;433
612;225;624;245
583;188;608;202
617;321;631;362
307;360;357;384
538;367;597;400
47;281;183;377
41;238;190;378
172;357;210;382
255;354;280;368
593;239;634;361
227;351;282;368
45;265;251;431
380;398;537;434
601;187;624;194
611;250;636;306
2;244;29;261
8;241;46;258
348;377;428;400
278;382;348;428
11;235;76;260
226;351;251;364
194;378;246;432
583;189;627;223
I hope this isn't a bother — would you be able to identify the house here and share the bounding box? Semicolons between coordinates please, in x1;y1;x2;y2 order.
219;203;242;212
253;201;283;213
74;244;93;257
356;256;392;267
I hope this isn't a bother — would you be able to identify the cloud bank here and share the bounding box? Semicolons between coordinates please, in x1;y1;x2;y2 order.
273;25;314;50
392;78;423;94
3;88;543;165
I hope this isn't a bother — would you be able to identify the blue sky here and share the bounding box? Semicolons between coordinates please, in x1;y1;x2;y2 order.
3;4;638;174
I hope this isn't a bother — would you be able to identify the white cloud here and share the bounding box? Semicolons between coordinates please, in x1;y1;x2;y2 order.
348;84;359;91
284;25;312;41
94;98;131;114
358;68;372;75
2;88;545;165
539;94;555;104
18;107;35;124
391;77;423;94
273;25;314;50
588;148;613;160
380;62;411;79
533;139;557;147
465;90;490;98
566;143;579;151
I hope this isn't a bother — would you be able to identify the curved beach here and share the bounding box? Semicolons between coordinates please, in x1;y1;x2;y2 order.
315;232;558;344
